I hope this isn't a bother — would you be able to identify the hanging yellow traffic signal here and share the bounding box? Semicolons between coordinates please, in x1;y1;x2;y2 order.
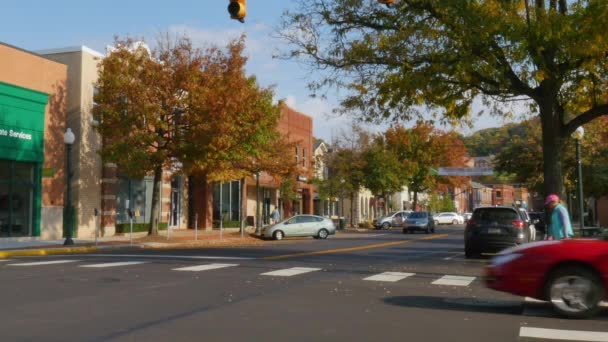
228;0;246;23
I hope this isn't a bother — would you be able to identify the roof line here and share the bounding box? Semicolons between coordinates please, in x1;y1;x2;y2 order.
0;41;67;64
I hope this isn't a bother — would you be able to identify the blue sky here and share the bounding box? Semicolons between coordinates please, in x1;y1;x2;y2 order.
2;0;513;141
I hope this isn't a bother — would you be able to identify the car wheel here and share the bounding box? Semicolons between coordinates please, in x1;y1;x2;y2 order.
545;266;604;319
452;219;458;225
318;229;329;240
425;225;430;234
382;222;390;230
402;229;408;234
273;230;284;241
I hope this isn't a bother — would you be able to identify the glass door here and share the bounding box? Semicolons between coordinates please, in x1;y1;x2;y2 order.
0;160;35;237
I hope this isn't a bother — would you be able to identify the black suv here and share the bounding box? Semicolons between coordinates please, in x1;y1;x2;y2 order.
464;206;531;258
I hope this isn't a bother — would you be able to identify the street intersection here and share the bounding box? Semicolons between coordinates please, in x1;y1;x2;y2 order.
1;227;606;341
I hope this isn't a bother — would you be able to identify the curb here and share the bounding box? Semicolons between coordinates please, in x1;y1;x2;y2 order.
0;244;144;259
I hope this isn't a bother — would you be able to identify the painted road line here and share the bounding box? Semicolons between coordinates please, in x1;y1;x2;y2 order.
432;275;476;287
8;260;80;266
443;253;463;260
80;261;146;268
520;327;608;342
85;254;255;260
525;297;608;308
364;272;415;282
261;267;321;277
263;234;449;260
173;263;238;272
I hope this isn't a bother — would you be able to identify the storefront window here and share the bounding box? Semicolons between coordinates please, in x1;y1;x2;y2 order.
116;175;154;224
213;181;241;222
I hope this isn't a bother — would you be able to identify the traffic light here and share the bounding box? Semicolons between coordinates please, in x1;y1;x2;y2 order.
377;0;395;6
228;0;246;23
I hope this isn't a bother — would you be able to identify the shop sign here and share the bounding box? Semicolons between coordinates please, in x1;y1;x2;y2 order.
0;82;48;163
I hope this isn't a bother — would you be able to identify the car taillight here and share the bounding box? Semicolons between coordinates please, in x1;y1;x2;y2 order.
512;220;524;229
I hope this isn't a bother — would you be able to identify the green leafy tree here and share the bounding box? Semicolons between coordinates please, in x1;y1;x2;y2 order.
495;118;608;198
279;0;608;198
362;136;402;214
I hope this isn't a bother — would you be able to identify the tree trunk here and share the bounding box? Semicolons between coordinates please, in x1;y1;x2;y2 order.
413;191;418;211
383;192;388;216
539;100;566;198
148;166;163;236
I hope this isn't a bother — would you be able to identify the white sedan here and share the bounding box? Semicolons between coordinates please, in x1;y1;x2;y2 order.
433;212;464;225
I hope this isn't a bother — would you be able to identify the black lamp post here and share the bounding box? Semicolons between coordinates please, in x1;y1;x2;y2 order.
572;126;585;231
255;171;261;233
64;128;75;245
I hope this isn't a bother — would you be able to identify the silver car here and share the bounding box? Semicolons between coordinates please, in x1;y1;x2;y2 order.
261;215;336;240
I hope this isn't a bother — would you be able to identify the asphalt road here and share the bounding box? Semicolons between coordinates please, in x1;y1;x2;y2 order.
1;226;606;342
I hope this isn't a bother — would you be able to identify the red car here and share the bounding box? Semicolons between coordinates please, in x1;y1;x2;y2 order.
485;238;608;318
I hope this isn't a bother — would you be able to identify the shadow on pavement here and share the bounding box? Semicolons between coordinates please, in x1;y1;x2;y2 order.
384;296;523;316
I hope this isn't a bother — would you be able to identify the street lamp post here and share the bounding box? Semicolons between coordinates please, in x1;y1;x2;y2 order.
572;126;585;232
340;179;345;218
255;172;261;233
63;128;75;245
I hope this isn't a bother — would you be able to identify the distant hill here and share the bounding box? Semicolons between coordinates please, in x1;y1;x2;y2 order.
463;122;527;156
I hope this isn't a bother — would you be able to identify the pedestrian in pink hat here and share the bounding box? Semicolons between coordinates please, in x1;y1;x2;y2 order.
545;194;573;240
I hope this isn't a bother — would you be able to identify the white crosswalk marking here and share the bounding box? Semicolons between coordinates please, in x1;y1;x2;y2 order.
80;261;146;268
432;275;476;287
261;267;321;277
364;272;415;282
172;263;238;272
8;260;80;266
520;327;608;342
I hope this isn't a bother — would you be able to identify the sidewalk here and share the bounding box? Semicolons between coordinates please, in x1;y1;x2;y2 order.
0;227;267;258
0;225;372;258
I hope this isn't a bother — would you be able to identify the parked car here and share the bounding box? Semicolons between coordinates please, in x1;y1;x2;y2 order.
462;212;473;222
433;212;464;225
261;215;336;240
485;236;608;318
373;211;412;229
403;211;435;234
517;207;536;242
464;206;531;257
528;211;547;239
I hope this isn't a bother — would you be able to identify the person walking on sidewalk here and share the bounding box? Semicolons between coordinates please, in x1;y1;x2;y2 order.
271;207;280;225
545;194;574;240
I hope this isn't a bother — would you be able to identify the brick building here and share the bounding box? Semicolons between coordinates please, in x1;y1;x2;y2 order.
0;42;68;239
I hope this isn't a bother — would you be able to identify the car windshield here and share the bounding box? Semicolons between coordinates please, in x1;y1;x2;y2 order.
409;212;427;219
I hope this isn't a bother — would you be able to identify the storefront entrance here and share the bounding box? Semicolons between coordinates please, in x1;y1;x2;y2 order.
0;160;35;237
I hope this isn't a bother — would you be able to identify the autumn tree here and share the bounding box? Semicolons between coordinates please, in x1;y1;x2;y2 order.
279;0;608;198
384;122;467;210
95;35;284;234
94;37;205;235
